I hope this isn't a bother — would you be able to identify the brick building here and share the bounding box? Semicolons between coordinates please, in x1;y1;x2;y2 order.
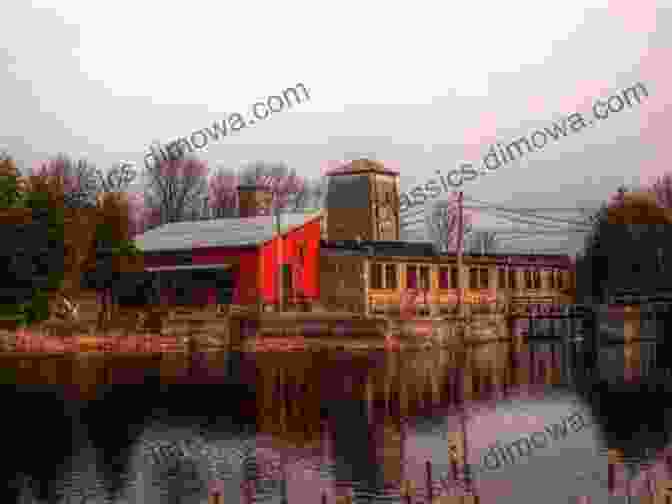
99;158;575;314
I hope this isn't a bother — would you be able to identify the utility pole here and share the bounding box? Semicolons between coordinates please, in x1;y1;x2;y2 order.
275;194;283;313
456;191;464;319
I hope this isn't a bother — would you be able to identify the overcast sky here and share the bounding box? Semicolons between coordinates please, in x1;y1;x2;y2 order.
1;0;669;254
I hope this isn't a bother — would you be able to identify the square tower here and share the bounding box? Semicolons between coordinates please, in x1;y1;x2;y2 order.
324;159;400;241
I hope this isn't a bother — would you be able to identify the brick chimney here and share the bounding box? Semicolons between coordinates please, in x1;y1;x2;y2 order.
237;184;273;218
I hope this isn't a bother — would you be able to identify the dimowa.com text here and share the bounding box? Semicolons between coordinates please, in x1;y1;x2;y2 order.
144;83;310;169
400;81;650;213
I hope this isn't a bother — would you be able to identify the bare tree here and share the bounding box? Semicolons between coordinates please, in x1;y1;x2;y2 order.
142;145;209;225
0;153;26;208
207;165;239;218
120;190;161;237
425;197;473;253
238;161;317;212
95;161;137;194
466;231;498;255
29;154;101;208
651;173;672;209
302;176;327;210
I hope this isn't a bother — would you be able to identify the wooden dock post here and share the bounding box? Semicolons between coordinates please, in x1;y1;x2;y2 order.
426;460;433;502
655;479;672;504
281;471;288;504
335;489;353;504
608;449;622;494
209;490;224;504
400;479;413;504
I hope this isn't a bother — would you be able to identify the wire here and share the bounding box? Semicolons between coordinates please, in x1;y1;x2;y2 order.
464;205;592;228
462;196;592;227
402;201;593;231
472;229;588;235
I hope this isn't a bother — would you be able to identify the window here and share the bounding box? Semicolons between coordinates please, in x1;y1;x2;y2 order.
439;267;449;289
557;271;564;289
534;271;541;289
549;270;556;289
525;270;533;289
469;268;478;289
385;264;398;289
407;265;418;289
175;272;194;305
370;263;383;289
451;267;459;288
480;268;489;289
282;265;293;293
498;268;506;289
419;266;430;290
509;269;517;289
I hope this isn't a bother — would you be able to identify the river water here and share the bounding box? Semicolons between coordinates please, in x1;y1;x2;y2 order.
1;313;671;504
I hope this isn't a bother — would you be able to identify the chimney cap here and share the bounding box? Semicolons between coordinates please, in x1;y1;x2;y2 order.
236;184;273;192
324;158;399;177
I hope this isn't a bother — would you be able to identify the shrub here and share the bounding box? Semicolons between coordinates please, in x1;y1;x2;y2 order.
25;289;51;325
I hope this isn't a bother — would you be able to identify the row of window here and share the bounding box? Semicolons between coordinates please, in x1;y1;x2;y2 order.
369;264;566;290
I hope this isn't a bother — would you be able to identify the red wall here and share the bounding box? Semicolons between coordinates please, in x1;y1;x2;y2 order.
192;247;259;305
260;218;321;303
140;218;321;306
144;246;260;305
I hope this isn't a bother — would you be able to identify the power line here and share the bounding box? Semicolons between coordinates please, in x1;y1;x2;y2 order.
402;201;594;230
472;212;591;230
402;204;597;220
402;216;590;234
463;206;592;228
465;207;598;212
462;195;593;227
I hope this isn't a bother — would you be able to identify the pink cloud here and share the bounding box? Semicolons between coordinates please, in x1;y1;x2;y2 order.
556;78;612;115
636;48;672;187
461;111;499;161
525;94;548;117
607;0;658;34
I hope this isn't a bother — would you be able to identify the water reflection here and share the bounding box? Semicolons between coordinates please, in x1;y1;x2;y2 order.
3;311;672;503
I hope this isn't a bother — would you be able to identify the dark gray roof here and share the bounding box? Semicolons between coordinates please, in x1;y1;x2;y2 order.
325;173;370;210
145;264;234;272
321;240;438;257
134;212;322;252
320;240;571;262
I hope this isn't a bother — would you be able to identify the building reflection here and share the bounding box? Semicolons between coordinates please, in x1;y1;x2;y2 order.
3;318;648;503
245;337;571;499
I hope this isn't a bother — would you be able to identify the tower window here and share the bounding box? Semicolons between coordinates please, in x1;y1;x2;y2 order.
385;264;398;289
370;263;383;289
480;268;489;289
406;265;418;289
469;268;478;289
439;267;449;289
509;269;517;289
451;267;459;288
419;266;430;290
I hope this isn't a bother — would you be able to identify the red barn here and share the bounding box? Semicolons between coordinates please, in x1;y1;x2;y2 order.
126;209;323;310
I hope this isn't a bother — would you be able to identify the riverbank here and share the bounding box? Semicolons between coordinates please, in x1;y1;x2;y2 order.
0;310;527;356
